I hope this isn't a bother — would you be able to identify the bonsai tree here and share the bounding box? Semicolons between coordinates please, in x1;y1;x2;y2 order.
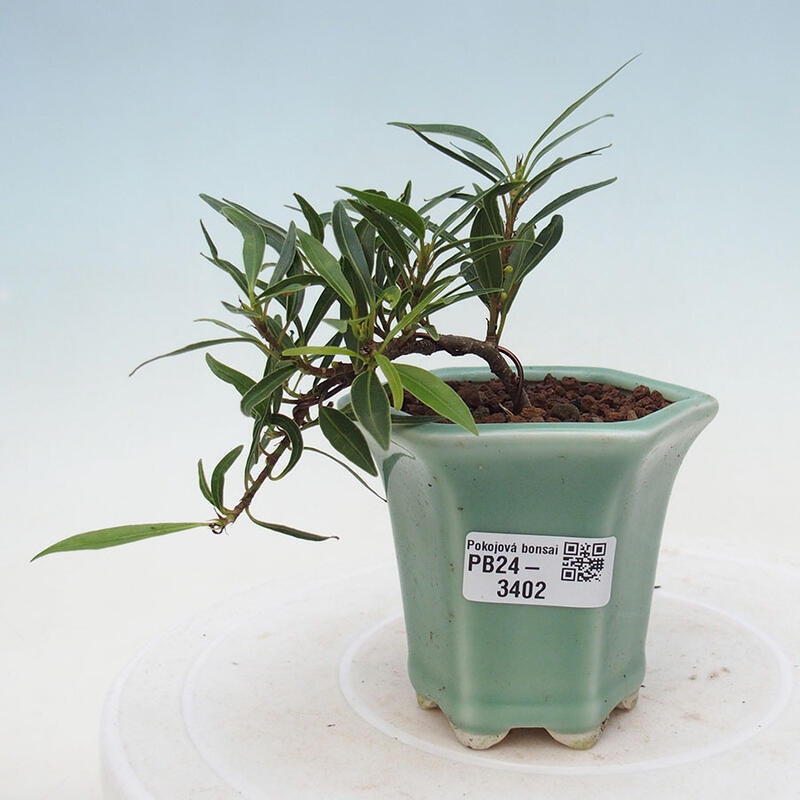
34;58;635;559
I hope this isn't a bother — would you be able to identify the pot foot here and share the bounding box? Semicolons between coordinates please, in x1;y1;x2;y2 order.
449;722;509;750
617;689;639;711
416;693;438;710
546;721;605;750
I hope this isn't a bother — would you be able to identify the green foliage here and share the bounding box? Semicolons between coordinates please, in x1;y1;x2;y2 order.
36;58;634;558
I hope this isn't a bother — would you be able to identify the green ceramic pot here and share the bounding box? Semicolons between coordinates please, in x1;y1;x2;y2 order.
373;366;717;749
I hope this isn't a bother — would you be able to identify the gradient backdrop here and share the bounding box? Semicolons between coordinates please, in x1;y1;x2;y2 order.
2;2;798;797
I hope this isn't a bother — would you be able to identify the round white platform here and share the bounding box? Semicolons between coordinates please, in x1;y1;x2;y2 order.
101;549;798;799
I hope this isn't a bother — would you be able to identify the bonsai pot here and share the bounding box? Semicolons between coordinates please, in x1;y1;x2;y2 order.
368;365;717;749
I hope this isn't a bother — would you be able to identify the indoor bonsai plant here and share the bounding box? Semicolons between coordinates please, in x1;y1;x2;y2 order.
34;57;718;750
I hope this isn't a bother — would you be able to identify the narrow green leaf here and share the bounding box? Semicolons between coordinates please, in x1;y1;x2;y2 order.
319;406;378;475
257;275;323;305
394;364;478;434
387;125;499;181
245;509;337;541
295;229;356;308
266;414;304;480
522;147;609;198
240;363;296;416
195;317;269;345
531;177;617;225
321;317;350;334
469;207;504;291
388;122;508;170
348;201;411;266
218;197;288;252
502;216;564;317
129;337;256;377
340;187;426;244
374;353;404;409
306;447;385;500
527;114;614;172
380;285;402;309
221;206;266;294
201;253;249;295
205;353;256;397
293;193;325;242
271;221;297;284
332;202;374;302
518;215;564;279
350;370;391;450
456;147;506;179
32;522;209;560
199;219;219;259
210;445;244;509
282;345;363;360
197;460;215;505
523;55;639;167
304;286;339;339
417;185;465;216
199;192;227;215
381;277;454;342
199;220;252;293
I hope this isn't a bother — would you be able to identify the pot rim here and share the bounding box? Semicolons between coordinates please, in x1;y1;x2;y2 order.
351;364;718;441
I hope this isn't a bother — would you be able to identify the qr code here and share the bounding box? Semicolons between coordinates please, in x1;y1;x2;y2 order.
561;541;607;583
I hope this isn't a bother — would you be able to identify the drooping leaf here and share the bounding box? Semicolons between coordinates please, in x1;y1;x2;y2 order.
129;337;260;377
210;445;244;509
240;363;296;416
394;363;478;434
295;229;356;308
306;446;385;500
319;406;378;475
245;509;337;541
350;370;391;450
388;122;509;175
456;147;506;180
390;122;505;161
31;522;209;560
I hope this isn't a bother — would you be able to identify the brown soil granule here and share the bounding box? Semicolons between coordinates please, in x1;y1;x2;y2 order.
402;373;672;424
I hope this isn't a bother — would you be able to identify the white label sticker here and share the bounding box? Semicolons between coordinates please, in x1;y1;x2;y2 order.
462;532;616;609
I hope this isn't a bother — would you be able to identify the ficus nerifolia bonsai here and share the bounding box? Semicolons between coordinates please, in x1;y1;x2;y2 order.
34;58;636;560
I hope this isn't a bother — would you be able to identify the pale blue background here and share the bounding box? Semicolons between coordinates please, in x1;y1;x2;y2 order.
2;2;798;796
